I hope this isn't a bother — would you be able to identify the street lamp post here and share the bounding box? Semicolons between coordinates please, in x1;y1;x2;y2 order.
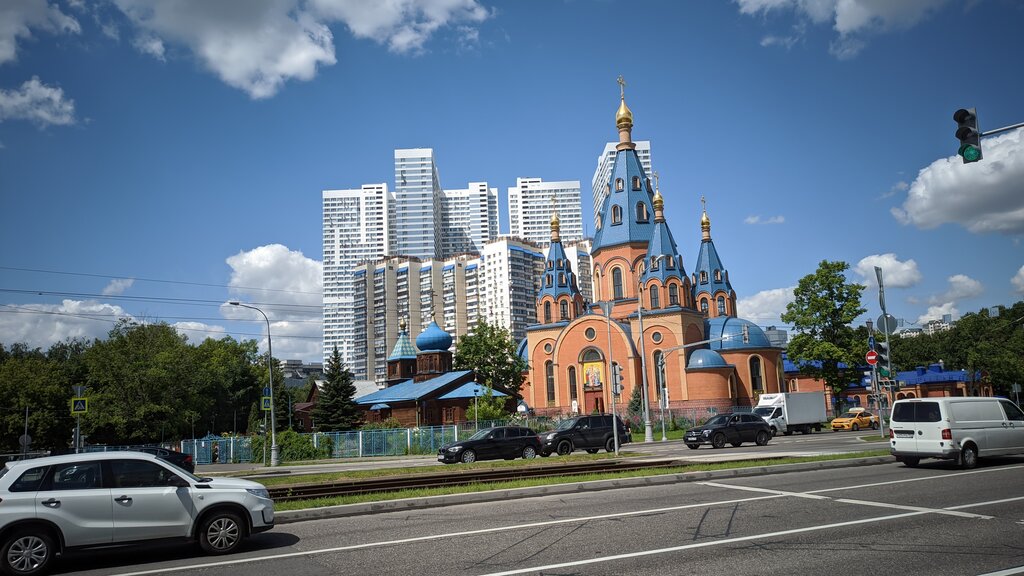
230;301;279;467
600;301;620;456
636;256;664;444
657;355;668;441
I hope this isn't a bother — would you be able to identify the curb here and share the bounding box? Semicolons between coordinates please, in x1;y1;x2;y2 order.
274;455;894;524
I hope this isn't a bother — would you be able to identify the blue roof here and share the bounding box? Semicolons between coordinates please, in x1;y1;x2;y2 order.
593;149;655;250
387;329;417;360
706;317;772;350
782;353;852;373
687;348;731;369
537;239;583;305
355;370;474;404
438;382;508;400
517;337;528;361
640;216;687;286
369;403;390;410
693;233;734;301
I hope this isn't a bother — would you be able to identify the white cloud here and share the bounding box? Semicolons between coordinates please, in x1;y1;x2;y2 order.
110;0;490;99
0;76;76;127
929;274;983;304
892;129;1024;235
1012;266;1024;295
854;254;922;288
881;180;909;199
736;0;947;58
102;278;135;296
0;0;80;65
222;244;322;360
744;214;785;225
737;286;795;325
0;300;131;350
917;302;958;325
172;321;227;345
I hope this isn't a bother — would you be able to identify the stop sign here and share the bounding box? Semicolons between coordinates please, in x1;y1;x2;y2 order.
866;350;878;365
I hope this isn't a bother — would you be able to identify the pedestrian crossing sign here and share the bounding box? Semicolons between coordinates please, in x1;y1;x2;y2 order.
262;396;272;411
71;398;88;414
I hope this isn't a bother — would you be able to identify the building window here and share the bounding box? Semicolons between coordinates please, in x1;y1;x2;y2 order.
546;275;552;287
615;178;624;191
652;331;662;344
612;268;624;299
700;299;709;314
717;296;726;315
585;327;596;340
650;285;660;309
700;271;708;283
544;301;551;323
750;356;763;392
714;269;721;281
651;256;660;270
544;342;553;354
669;284;679;306
568;367;578;401
558;272;566;286
560;300;569;320
636;202;649;222
632;176;641;190
546;361;555;403
547;261;553;270
612;205;623;224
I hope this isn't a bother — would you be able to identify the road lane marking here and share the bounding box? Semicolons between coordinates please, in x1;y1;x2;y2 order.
698;481;830;499
806;464;1024;494
946;495;1024;511
833;498;993;519
976;566;1024;575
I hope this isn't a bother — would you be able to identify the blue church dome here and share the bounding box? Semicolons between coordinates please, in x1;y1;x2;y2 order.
687;348;730;369
416;321;453;352
705;317;771;350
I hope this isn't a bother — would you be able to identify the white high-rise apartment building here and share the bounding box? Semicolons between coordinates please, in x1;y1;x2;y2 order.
507;178;583;246
322;184;390;366
441;182;499;256
393;148;443;259
480;237;546;343
592;140;652;225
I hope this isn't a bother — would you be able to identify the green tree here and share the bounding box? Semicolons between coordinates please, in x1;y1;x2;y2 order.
781;260;866;412
454;320;527;394
312;347;362;431
467;386;510;423
627;383;643;415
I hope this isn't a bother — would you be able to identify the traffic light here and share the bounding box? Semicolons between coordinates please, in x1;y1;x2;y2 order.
875;340;890;377
612;364;623;395
954;108;983;163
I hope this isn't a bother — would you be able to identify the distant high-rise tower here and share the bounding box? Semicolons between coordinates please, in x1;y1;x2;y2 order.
592;140;651;225
480;237;546;342
393;148;443;259
441;182;499;256
507;178;583;246
322;184;390;366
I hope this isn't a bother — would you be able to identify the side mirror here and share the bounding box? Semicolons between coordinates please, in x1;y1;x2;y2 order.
169;475;190;488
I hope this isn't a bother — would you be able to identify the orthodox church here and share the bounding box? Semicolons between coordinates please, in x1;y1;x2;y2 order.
520;84;783;417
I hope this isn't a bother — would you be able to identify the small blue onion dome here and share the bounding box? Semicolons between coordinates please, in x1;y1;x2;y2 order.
416;321;453;352
688;348;730;369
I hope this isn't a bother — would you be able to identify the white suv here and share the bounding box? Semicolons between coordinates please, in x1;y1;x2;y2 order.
0;451;274;575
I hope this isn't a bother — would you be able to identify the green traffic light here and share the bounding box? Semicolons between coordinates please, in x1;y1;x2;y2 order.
959;144;982;163
879;367;891;377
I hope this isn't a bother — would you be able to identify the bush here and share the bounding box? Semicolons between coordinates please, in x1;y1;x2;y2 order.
250;430;332;463
360;417;402;430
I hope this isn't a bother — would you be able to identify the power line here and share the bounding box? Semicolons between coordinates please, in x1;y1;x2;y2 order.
0;306;321;324
0;265;323;296
0;288;322;310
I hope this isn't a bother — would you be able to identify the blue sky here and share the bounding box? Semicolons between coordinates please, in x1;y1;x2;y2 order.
1;0;1023;362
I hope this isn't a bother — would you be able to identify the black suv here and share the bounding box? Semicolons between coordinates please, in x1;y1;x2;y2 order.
540;414;631;456
438;426;542;464
684;413;771;449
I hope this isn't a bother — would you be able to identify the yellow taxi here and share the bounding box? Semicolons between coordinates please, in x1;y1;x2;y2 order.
830;408;879;432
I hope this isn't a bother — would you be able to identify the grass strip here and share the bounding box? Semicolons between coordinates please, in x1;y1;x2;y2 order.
273;450;891;511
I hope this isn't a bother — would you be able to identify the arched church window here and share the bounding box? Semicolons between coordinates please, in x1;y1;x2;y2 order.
646;177;652;192
547;261;553;270
545;275;552;287
700;271;708;283
615;178;624;191
546;361;555;403
667;256;674;269
560;300;569;320
568;367;578;401
714;269;721;281
636;202;649;222
700;299;709;315
544;301;551;323
612;205;622;225
558;272;566;286
651;256;659;270
557;259;563;268
669;284;679;306
650;285;660;309
750;356;764;392
612;268;624;299
632;176;641;190
717;296;726;315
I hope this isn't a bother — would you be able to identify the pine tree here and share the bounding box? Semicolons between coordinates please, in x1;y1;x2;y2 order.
312;347;362;431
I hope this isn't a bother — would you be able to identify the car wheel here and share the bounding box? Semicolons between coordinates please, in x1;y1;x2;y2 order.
686;444;700;450
711;433;726;449
769;426;777;437
2;530;54;576
522;446;537;459
871;421;879;430
730;442;742;447
556;440;572;456
852;423;860;432
902;457;920;468
461;449;477;464
605;437;617;452
755;430;770;446
960;443;978;470
586;449;599;454
198;511;244;555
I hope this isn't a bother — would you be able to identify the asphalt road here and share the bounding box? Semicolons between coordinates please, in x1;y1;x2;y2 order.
54;455;1024;576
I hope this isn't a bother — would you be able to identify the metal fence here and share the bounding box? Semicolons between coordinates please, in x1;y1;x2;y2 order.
313;425;458;458
179;436;252;465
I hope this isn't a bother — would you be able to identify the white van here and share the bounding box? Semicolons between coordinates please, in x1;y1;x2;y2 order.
889;397;1024;468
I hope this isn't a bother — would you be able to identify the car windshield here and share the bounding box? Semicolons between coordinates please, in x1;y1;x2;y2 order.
467;428;495;440
839;412;860;418
752;407;773;417
554;419;580;431
704;415;729;427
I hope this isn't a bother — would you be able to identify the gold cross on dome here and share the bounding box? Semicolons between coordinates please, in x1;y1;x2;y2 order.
701;195;706;212
653;171;659;191
617;75;626;98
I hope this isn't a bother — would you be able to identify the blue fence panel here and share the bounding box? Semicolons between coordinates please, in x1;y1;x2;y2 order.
411;425;457;454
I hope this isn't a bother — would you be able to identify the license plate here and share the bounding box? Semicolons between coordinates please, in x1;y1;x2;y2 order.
437;454;445;461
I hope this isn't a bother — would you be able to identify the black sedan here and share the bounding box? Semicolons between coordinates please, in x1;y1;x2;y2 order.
684;413;771;449
438;426;542;464
129;446;195;472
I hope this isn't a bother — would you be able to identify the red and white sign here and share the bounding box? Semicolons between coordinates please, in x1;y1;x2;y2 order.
866;350;878;365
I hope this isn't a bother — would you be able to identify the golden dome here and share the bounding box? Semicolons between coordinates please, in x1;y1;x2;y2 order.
550;210;561;229
701;210;710;227
616;97;633;128
652;189;664;212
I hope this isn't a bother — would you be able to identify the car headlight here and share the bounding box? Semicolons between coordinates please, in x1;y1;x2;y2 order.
447;446;463;452
246;488;270;499
545;433;557;440
702;430;711;437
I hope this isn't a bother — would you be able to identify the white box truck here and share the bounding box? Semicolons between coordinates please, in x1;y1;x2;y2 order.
753;392;826;436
